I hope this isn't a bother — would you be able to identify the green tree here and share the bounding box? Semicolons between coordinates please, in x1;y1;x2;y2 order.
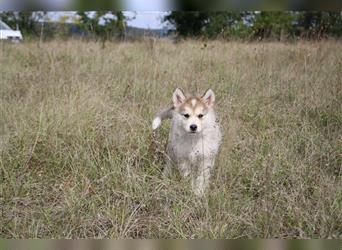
203;12;253;39
251;12;296;40
164;11;209;37
164;11;342;40
297;11;342;39
203;12;239;38
76;11;126;42
115;11;126;40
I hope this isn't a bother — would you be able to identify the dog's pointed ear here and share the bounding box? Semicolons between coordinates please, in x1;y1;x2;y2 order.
201;89;215;107
172;88;186;107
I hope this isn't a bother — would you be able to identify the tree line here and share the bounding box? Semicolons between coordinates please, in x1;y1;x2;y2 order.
0;11;126;41
1;11;342;41
165;11;342;40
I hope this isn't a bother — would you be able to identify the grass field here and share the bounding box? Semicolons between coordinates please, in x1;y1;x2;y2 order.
1;39;341;238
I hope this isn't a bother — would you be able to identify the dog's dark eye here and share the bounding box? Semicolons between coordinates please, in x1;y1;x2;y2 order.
183;114;190;118
198;114;204;118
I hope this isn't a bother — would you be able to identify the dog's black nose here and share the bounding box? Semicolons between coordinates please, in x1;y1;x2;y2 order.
190;124;197;132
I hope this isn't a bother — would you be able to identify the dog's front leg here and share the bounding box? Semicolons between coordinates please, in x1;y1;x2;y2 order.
192;158;214;197
178;160;191;178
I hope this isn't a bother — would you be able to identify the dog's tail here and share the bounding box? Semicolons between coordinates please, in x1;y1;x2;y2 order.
152;106;174;130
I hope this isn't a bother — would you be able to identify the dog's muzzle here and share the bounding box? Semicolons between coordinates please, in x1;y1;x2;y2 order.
190;124;197;132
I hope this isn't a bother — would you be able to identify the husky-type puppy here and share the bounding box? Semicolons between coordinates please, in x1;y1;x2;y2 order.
152;88;222;196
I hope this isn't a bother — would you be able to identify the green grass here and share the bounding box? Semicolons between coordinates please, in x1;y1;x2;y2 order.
0;39;341;238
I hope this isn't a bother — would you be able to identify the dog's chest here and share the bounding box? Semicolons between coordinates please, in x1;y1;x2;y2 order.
169;130;219;162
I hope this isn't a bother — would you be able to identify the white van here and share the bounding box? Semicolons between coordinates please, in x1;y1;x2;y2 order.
0;20;23;42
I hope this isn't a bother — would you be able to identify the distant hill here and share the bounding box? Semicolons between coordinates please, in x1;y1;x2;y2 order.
124;26;169;38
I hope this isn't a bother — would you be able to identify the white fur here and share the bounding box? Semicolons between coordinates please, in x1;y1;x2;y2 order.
167;108;221;196
152;117;161;130
152;89;222;197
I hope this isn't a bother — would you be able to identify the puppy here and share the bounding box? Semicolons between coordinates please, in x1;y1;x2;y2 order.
152;88;222;196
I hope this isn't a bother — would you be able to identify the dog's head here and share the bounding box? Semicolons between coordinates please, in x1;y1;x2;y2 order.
172;88;216;134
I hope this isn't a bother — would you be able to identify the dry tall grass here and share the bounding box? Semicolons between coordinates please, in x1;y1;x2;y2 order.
1;39;341;238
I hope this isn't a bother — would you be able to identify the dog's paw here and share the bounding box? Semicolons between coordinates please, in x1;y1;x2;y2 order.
152;117;161;130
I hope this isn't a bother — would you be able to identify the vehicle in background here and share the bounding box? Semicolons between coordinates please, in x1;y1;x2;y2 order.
0;20;23;42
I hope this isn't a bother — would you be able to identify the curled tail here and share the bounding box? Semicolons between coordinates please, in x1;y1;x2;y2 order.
152;106;174;130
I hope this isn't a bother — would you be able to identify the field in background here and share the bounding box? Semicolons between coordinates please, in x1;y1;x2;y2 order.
1;39;341;238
